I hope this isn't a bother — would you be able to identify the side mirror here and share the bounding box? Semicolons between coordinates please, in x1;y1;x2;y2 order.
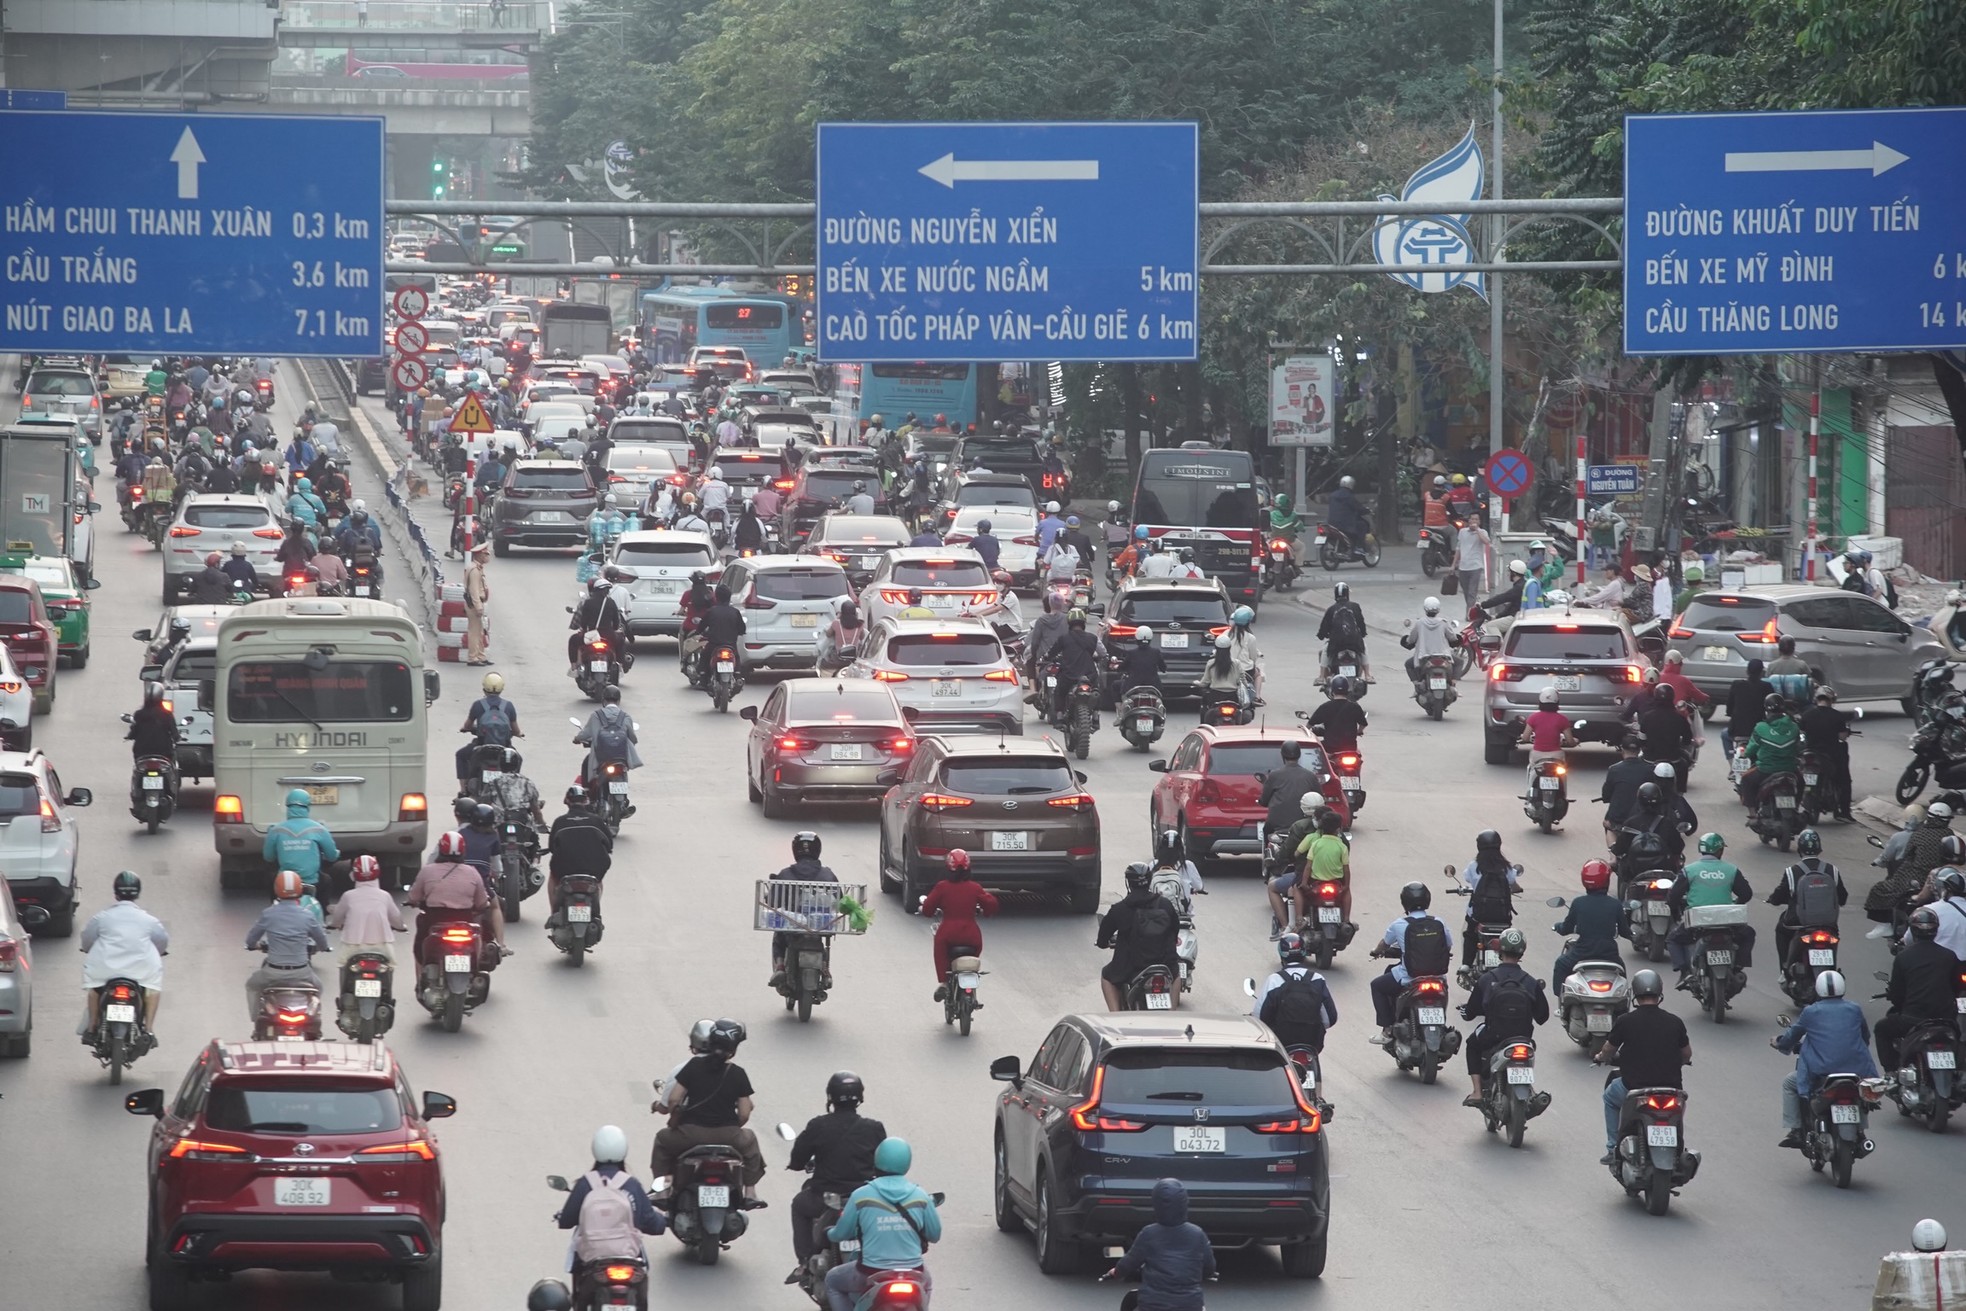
139;664;164;683
1852;707;1865;720
1148;759;1170;773
132;628;153;642
546;1174;571;1193
423;670;441;704
421;1091;457;1120
1874;970;1890;983
1073;771;1087;786
124;1088;164;1118
1242;977;1258;998
197;680;215;712
65;788;91;807
84;575;102;590
775;1122;797;1142
738;706;759;722
1546;895;1567;908
1867;834;1885;849
569;716;583;728
874;767;903;787
989;1055;1023;1087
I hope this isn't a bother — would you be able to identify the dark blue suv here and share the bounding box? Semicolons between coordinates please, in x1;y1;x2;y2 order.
990;1013;1329;1278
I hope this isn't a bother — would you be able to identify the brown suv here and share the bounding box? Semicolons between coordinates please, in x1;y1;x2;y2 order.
877;735;1100;910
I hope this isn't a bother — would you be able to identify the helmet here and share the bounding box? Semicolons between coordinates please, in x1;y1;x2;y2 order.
144;680;168;707
481;672;504;695
1107;500;1121;513
589;576;610;594
792;830;822;862
1277;931;1308;964
527;1280;575;1311
1908;907;1941;940
1936;868;1966;899
1124;861;1154;891
272;870;305;900
687;1019;716;1053
113;871;142;901
1664;650;1684;666
1452;473;1468;485
1338;475;1355;490
1231;605;1254;628
452;795;478;823
1475;829;1501;852
436;830;466;858
231;541;247;556
1913;1219;1950;1254
1932;801;1956;821
1155;828;1183;863
705;1018;746;1055
1133;624;1154;643
1045;501;1061;514
205;551;222;567
1496;928;1527;957
470;802;497;828
591;1124;629;1164
1067;608;1087;626
169;618;192;639
1814;969;1846;999
284;787;313;812
1697;831;1725;856
976;519;992;534
1943;835;1966;862
709;466;723;479
1432;475;1447;488
351;855;382;883
1630;969;1665;1001
1528;538;1547;553
603;493;618;509
1653;761;1676;782
1177;547;1194;563
852;479;868;493
1796;829;1824;857
1327;675;1351;697
1399;882;1431;913
873;1137;912;1176
352;498;367;515
868;414;883;426
1423;596;1441;616
1508;559;1527;577
1580;859;1612;892
945;849;971;874
1280;741;1302;762
1135;525;1150;541
1538;687;1559;707
826;1071;866;1109
908;588;926;606
1763;692;1787;716
602;685;621;704
934;413;946;424
1299;792;1322;816
1333;582;1350;602
1636;781;1663;810
1066;515;1080;528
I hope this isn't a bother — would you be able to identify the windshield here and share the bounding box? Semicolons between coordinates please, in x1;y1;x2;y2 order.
511;467;592;492
1505;626;1630;661
615;540;713;567
185;504;272;530
1119;594;1229;626
754;569;849;602
887;633;1002;667
956;484;1035;508
891;560;991;588
0;592;35;624
959;438;1041;467
1135;475;1256;529
939;757;1073;795
816;517;909;545
171;651;217;683
203;1081;400;1135
1681;596;1778;634
0;773;39;819
787;688;900;720
610;419;687;443
1206;743;1318;775
606;448;677;474
27;372;93;397
225;661;415;724
802;471;876;500
1098;1048;1293;1108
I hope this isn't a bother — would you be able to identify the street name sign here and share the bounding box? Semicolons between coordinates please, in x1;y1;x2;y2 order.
1586;464;1642;496
0;110;384;356
1625;108;1966;355
814;121;1198;364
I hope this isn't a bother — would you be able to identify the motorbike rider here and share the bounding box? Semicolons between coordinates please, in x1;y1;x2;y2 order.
546;784;614;922
243;870;329;1023
80;871;168;1040
785;1072;887;1283
823;1137;939;1311
288;476;328;531
1137;536;1179;580
1401;596;1462;685
1044;608;1106;725
407;831;493;967
1168;546;1207;581
326;854;404;967
126;680;180;769
1866;803;1958;933
1477;559;1531;631
567;575;633;676
1252;931;1338;1055
843;479;876;515
308;536;349;594
1456;829;1522;971
1108;1178;1214;1311
1097;863;1183;1011
1059;514;1096;567
1765;634;1814;706
482;744;545;829
1551;860;1624;991
1316;583;1371;685
337;502;383;567
677;571;716;672
1307;676;1367;756
556;1124;666;1297
1114;625;1168;705
1917;865;1966;957
1667;832;1755;984
1327;474;1370;549
1151;828;1208;904
187;551;231;603
1268;491;1308;564
1036;500;1066;553
1637;682;1696;789
262;788;340;899
688;582;747;686
1022;592;1069;686
1592;969;1689;1164
1100;501;1132;563
1797;685;1856;821
1737;692;1801;810
573;685;641;799
1874;908;1964;1069
455;671;522;785
1460;928;1551;1107
648;1017;768;1207
453;800;514;957
1766;829;1847;975
1041;531;1083;585
1280;810;1350;940
1367;883;1455;1045
767;831;838;989
734;500;766;554
1517;688;1579;796
1259;740;1324;838
922;849;998;1002
217;541;258;593
1772;970;1878;1149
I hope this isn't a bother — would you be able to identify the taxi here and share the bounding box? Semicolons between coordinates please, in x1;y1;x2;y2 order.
0;555;97;668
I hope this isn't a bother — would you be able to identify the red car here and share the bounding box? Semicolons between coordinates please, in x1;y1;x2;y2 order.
0;575;58;715
1149;724;1351;873
125;1041;456;1311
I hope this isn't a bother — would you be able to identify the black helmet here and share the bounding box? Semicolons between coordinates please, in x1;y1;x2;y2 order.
1763;692;1786;716
168;617;192;639
825;1070;865;1109
1630;968;1665;1001
563;784;590;807
144;680;168;707
1908;907;1941;941
1399;882;1430;913
1636;781;1663;810
602;684;622;704
113;870;142;901
705;1017;746;1055
452;795;477;822
1475;829;1501;853
527;1280;575;1311
1280;741;1302;762
792;830;822;862
1796;829;1823;857
1124;861;1154;892
470;802;497;828
1941;834;1966;863
1154;828;1183;864
1277;931;1308;965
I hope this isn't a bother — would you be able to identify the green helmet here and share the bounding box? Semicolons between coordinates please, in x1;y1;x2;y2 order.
873;1137;912;1176
285;787;312;812
1274;493;1292;512
1496;927;1527;957
1697;831;1726;857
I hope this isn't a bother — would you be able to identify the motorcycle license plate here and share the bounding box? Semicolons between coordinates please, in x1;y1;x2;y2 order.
1554;675;1583;692
791;613;818;628
1703;645;1731;663
567;904;593;923
1587;1011;1613;1033
1045;676;1057;688
1957;996;1966;1014
956;972;981;990
932;680;960;698
1775;795;1797;809
1648;901;1671;916
716;660;736;673
1338;665;1357;679
353;978;383;998
1831;1104;1860;1124
1803;773;1819;785
608;780;628;794
104;1003;137;1024
1808;949;1835;967
1135;716;1154;732
589;660;609;673
1161;633;1189;649
990;831;1028;851
1317;906;1342;923
829;743;864;760
1173;1126;1224;1153
1705;949;1733;965
697;1184;731;1208
1647;1125;1678;1147
275;1178;332;1207
1314;533;1326;545
1538;776;1560;790
1929;1051;1958;1070
141;775;164;790
1506;1066;1536;1085
444;953;472;972
482;769;500;783
1145;993;1173;1010
1428;677;1447;690
1417;1007;1446;1026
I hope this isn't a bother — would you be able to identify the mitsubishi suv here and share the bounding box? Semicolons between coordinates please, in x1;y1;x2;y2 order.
1482;607;1647;764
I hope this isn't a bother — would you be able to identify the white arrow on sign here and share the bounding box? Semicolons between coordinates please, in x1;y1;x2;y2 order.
169;127;206;200
1723;141;1909;177
917;153;1099;189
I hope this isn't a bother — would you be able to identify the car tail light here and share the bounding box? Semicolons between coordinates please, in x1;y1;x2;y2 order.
215;794;244;824
603;1264;638;1283
39;796;60;833
399;793;427;822
878;589;910;605
1208;625;1230;638
440;926;477;945
0;681;19;695
871;669;910;682
1106;624;1138;639
167;525;201;538
777;736;811;752
1013;534;1036;546
1587;979;1613;993
1506;1044;1533;1061
357;1138;437;1162
773;478;795;491
1068;1067;1146;1132
252;526;285;539
1489;662;1510;682
1668;619;1694;639
1048;793;1095;810
1744;619;1780;645
919;793;972;812
886;735;914;754
168;1137;248;1160
968;591;996;605
0;938;15;971
983;668;1018;683
1643;1093;1680;1112
742;592;777;610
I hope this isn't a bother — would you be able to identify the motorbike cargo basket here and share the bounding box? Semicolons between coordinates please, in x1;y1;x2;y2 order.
754;880;870;935
1683;903;1749;929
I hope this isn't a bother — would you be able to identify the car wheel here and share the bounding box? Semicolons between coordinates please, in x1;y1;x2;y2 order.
746;765;763;804
1482;732;1513;765
41;905;74;938
900;844;925;909
72;645;89;670
147;1253;194;1311
761;780;789;819
878;826;900;895
0;1018;29;1058
492;538;510;558
160;576;176;603
993;1130;1021;1233
1032;1169;1078;1275
400;1254;443;1311
1280;1233;1328;1279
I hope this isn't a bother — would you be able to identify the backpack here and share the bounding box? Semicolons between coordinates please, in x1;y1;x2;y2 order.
1840;571;1866;595
591;708;631;763
1469;854;1515;924
1788;858;1840;927
475;699;514;747
1131;897;1178;947
1264;969;1328;1041
1885;575;1900;609
1401;915;1452;978
1327;604;1363;647
1481;971;1536;1034
573;1171;641;1262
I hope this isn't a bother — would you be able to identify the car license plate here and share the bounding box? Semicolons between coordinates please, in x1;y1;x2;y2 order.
1554;675;1583;692
1506;1066;1536;1085
829;743;864;761
1587;1010;1613;1033
1161;632;1189;649
1929;1051;1958;1070
791;613;818;628
926;593;958;608
275;1178;332;1207
105;1003;137;1023
1135;716;1154;731
1417;1007;1446;1026
532;511;571;523
716;659;736;673
141;775;164;790
1706;949;1733;965
305;784;338;806
1145;993;1173;1010
653;580;680;594
1702;645;1731;662
590;660;609;673
858;556;879;569
567;904;593;923
1808;948;1835;966
1338;665;1357;678
1647;1125;1678;1147
1831;1104;1860;1124
482;769;500;783
1775;794;1797;809
697;1184;731;1208
990;831;1028;852
1172;1126;1224;1153
608;780;628;794
1538;776;1559;790
444;953;472;972
1428;676;1447;690
1317;906;1342;923
932;679;961;698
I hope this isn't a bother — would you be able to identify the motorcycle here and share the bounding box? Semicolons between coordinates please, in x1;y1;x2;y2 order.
923;897;984;1035
1059;672;1099;760
1873;968;1965;1134
91;978;156;1085
415;915;493;1033
1302;877;1356;970
1199;685;1253;726
1377;966;1460;1084
1411;650;1457;721
774;922;834;1025
574;629;624;702
1906;658;1958;729
1123;964;1180;1011
1264;537;1301;592
1783;1049;1882;1188
1070;570;1097;613
1454;604;1496;679
345;554;383;600
1116;684;1167;751
335;950;397;1043
1470;1034;1549;1148
1545;914;1630;1053
1524;753;1570;834
1329;747;1365;813
654;1136;752;1265
442;472;468;512
548;872;606;965
1323;645;1367;697
775;1124;855;1306
1894;715;1966;805
1240;979;1334;1116
121;720;179;834
1148;868;1200;995
498;817;544;922
1315;523;1381;570
1781;926;1842;1009
1747;768;1805;850
544;1176;650;1309
1416;524;1454;578
140;501;170;550
1682;903;1750;1024
707;644;743;713
249;945;324;1042
1608;1084;1700;1215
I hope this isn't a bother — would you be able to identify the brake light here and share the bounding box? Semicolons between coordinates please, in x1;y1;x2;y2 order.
742;592;777;610
0;681;19;695
1271;538;1291;552
398;793;427;822
1827;1082;1859;1104
878;1282;920;1302
1415;978;1446;995
1621;664;1644;684
252;526;284;539
1106;624;1138;639
777;736;811;752
983;668;1018;683
276;1008;310;1027
1208;625;1230;638
0;938;15;971
286;574;306;590
215;794;244;823
602;1264;638;1283
968;591;997;605
1669;621;1694;639
773;478;795;491
1743;619;1780;645
1554;764;1567;776
878;590;909;605
1587;979;1613;993
919;793;972;811
871;669;910;682
1047;793;1095;810
1802;930;1837;945
590;638;610;651
39;796;60;833
1643;1093;1680;1112
886;735;914;753
167;525;201;537
168;1138;248;1160
1068;1067;1147;1132
357;1139;437;1162
1489;662;1508;682
1336;753;1360;769
440;926;476;944
1013;534;1037;546
1506;1044;1533;1061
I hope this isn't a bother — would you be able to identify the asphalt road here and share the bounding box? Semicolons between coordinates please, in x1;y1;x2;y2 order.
0;372;1952;1310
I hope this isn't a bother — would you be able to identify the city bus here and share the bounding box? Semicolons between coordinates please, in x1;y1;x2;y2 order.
639;287;798;366
211;598;437;888
1129;445;1264;608
856;363;979;428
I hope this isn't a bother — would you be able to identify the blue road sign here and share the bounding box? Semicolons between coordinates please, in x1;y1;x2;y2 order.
1485;448;1532;498
1625;108;1966;356
1587;464;1642;496
0;110;384;357
814;122;1198;364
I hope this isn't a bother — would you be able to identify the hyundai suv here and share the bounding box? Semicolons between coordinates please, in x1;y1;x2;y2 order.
489;459;599;555
1104;578;1232;703
990;1013;1328;1277
127;1040;456;1311
165;494;283;602
1665;584;1944;707
1482;607;1647;764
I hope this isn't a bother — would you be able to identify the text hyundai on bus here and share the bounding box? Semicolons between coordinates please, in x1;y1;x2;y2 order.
1129;446;1263;607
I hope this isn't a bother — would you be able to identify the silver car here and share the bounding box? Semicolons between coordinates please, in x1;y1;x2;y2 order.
21;361;102;440
1666;584;1944;706
719;555;852;670
0;878;32;1057
1482;607;1647;763
164;495;281;600
845;616;1025;734
610;530;716;638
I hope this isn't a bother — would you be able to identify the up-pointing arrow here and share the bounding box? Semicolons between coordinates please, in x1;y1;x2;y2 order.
169;127;206;200
1723;141;1909;177
918;153;1100;189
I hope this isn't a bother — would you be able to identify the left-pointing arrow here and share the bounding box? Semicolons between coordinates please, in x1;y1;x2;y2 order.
918;153;1100;189
170;127;206;200
1723;141;1909;177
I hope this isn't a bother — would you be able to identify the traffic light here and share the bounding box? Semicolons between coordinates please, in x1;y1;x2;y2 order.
431;156;446;199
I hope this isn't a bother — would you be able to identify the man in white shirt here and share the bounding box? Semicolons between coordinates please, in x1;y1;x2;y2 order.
698;467;732;516
80;872;170;1036
1138;542;1179;579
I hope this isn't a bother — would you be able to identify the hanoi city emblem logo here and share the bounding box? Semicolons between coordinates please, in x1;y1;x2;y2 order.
1371;123;1488;300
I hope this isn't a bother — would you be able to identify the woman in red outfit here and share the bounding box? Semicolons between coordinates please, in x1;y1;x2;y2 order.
921;849;998;1001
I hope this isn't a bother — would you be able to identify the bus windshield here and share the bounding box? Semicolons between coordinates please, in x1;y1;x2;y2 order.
227;661;416;724
1132;451;1256;530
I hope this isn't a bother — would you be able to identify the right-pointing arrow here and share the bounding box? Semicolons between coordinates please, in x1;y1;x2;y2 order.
918;153;1100;189
1723;141;1910;177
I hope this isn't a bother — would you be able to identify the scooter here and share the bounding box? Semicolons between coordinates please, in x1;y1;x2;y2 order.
249;945;324;1042
1906;658;1957;728
923;898;984;1036
547;872;605;965
498;817;543;923
1410;650;1457;721
90;978;157;1085
1524;754;1569;834
1682;903;1751;1024
1329;747;1365;814
1315;523;1381;570
415;916;493;1033
708;644;743;713
1873;968;1965;1134
1323;645;1367;697
1123;964;1180;1011
573;628;624;701
1608;1085;1700;1215
775;1124;854;1307
1469;1034;1549;1148
1240;978;1334;1117
1894;715;1966;805
1545;914;1629;1054
1302;877;1356;970
1783;1046;1883;1189
1265;537;1301;592
1747;768;1806;851
1375;966;1460;1084
345;553;383;600
335;950;397;1043
1200;685;1253;726
1416;525;1454;578
654;1137;753;1266
1148;867;1200;995
1780;926;1841;1009
1117;684;1168;751
567;716;636;835
544;1176;651;1308
125;742;179;835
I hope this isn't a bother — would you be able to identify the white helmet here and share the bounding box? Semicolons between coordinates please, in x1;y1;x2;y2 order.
1814;969;1846;999
1338;475;1355;490
1947;590;1963;607
1931;802;1956;821
1422;596;1441;616
709;465;723;479
1045;501;1061;514
1913;1219;1950;1253
1107;500;1120;513
1653;761;1676;781
1214;633;1232;650
1508;559;1527;577
352;498;366;514
591;1124;628;1164
1133;625;1154;642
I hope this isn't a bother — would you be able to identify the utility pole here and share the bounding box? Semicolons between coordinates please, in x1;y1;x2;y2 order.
1488;0;1507;531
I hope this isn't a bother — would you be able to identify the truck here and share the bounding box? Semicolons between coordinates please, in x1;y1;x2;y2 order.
538;301;614;360
0;421;83;567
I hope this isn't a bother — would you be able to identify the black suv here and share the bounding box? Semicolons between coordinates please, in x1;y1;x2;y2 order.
1102;577;1232;704
778;464;886;544
990;1013;1328;1277
488;459;598;555
949;432;1048;492
935;471;1040;530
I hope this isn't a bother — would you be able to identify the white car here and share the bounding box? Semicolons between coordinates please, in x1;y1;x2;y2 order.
610;530;717;638
527;403;590;446
945;507;1040;588
165;495;282;600
719;555;852;670
857;547;999;630
0;645;33;752
0;749;92;937
603;445;684;506
844;616;1024;734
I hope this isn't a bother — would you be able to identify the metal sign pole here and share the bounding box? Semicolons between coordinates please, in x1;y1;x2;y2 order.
1575;432;1587;584
1806;387;1820;580
1488;0;1507;536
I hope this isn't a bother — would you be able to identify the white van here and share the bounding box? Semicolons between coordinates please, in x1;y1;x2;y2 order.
210;597;438;887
